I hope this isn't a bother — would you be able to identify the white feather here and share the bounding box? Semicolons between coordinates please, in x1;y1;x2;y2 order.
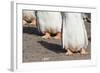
63;13;88;50
23;10;36;21
37;11;62;33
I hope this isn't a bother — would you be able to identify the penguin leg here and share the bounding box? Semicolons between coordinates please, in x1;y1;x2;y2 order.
65;48;73;56
80;48;88;55
31;19;36;26
22;19;27;25
42;32;51;39
54;32;61;40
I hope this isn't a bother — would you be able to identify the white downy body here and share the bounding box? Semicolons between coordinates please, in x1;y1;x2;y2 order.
63;12;88;51
37;11;62;34
23;10;36;22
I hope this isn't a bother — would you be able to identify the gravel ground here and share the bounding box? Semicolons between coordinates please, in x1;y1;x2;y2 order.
23;21;91;63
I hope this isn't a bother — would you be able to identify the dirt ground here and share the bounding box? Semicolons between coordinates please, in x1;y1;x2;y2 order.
23;21;91;63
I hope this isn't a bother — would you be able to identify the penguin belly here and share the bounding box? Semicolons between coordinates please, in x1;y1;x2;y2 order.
37;11;62;34
63;13;88;51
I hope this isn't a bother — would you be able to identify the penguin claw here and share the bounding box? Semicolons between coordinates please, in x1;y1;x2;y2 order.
80;51;88;55
80;48;88;55
53;36;61;40
22;20;27;25
54;32;61;40
65;52;73;56
31;19;36;26
42;35;51;39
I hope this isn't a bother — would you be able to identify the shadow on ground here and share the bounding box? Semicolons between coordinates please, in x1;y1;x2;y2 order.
38;40;66;53
23;26;41;36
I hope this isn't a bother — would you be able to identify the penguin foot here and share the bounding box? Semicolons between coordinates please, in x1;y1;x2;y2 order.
31;19;36;26
22;20;27;25
53;32;61;40
65;49;73;56
80;48;88;55
42;32;51;39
